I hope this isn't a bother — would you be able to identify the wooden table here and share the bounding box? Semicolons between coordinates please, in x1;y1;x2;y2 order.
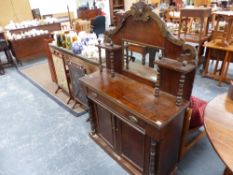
204;93;233;175
178;8;212;64
203;39;233;86
212;11;233;47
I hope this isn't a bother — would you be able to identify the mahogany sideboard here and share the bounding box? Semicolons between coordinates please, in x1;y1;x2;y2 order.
80;2;197;175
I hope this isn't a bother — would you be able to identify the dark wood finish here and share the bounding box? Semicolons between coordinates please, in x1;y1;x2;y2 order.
80;2;197;175
0;32;5;40
105;2;197;100
9;34;51;61
8;23;61;35
204;94;233;175
80;70;188;175
77;8;102;20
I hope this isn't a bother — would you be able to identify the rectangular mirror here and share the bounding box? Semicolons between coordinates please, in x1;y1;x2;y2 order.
122;39;164;83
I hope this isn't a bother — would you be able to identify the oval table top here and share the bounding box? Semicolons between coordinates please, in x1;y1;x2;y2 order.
204;93;233;172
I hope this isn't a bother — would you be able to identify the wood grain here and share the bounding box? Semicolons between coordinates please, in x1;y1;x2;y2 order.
204;94;233;173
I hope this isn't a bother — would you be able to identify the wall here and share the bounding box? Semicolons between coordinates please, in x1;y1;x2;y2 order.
0;0;33;26
29;0;77;17
194;0;211;6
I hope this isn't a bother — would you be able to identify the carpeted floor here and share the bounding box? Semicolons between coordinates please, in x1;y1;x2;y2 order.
19;61;86;116
0;59;230;175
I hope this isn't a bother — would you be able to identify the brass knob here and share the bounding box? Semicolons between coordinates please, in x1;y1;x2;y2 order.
91;92;98;98
129;115;138;123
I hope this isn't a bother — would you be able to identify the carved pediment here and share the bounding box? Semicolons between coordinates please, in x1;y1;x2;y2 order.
130;1;153;22
104;1;197;64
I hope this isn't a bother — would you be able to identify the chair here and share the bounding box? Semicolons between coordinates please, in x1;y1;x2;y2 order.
0;39;17;68
0;57;4;75
179;96;207;160
91;16;106;37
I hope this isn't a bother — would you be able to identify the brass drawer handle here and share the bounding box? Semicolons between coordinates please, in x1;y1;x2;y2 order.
90;92;98;98
129;115;138;123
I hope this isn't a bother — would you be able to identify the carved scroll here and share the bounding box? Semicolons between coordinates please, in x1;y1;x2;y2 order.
176;73;186;106
149;139;157;175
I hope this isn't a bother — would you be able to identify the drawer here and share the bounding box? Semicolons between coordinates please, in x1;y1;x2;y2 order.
87;88;147;130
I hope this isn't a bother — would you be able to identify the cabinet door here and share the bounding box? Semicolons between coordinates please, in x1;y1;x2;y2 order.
95;104;115;148
117;119;147;172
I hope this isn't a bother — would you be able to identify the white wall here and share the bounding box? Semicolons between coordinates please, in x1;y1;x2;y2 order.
29;0;77;17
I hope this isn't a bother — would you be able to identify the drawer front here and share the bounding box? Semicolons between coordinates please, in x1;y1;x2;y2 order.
87;88;147;130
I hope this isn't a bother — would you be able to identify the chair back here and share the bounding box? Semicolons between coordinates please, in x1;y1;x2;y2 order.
92;16;106;37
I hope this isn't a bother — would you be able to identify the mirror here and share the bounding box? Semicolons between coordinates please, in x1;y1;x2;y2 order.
122;39;164;82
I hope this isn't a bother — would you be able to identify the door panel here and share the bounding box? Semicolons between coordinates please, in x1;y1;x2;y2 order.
120;121;146;171
96;104;115;148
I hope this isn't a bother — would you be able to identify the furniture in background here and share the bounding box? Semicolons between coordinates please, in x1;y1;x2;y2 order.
204;93;233;175
8;34;51;63
7;23;61;62
80;2;197;175
91;16;106;37
73;19;91;33
31;8;41;19
77;8;102;20
203;39;233;86
178;8;211;64
212;11;233;47
0;32;16;72
109;0;125;25
8;23;61;35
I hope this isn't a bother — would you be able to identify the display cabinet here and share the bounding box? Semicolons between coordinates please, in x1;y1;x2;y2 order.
80;2;197;175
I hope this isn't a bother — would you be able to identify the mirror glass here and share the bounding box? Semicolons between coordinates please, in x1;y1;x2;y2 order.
122;39;164;82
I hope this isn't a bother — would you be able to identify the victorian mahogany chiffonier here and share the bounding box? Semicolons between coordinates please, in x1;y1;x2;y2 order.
80;2;197;175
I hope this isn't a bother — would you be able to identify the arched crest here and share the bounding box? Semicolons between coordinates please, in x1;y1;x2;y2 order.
105;1;197;64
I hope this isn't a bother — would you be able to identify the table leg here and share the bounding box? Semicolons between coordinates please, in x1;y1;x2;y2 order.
203;47;211;77
218;51;229;86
